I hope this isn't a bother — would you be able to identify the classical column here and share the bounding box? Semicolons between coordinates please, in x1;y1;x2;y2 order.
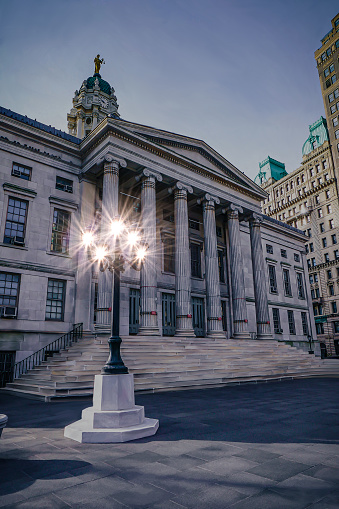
170;182;195;337
225;204;251;339
199;194;225;339
74;179;96;331
138;169;162;335
249;213;273;339
95;155;127;335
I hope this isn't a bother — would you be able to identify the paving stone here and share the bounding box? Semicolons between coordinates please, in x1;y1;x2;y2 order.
223;470;278;496
53;475;135;504
233;447;280;463
7;493;70;508
171;484;246;509
199;456;259;476
157;454;207;471
247;457;310;482
302;464;339;484
269;473;336;507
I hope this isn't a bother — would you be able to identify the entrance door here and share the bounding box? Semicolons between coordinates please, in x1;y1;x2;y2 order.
162;293;176;336
192;297;205;337
129;289;140;335
0;351;15;387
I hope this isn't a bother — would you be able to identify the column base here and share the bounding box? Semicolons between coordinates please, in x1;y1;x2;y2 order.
138;326;161;336
207;331;227;339
256;333;274;340
175;328;196;338
64;374;159;444
231;332;252;340
94;324;111;335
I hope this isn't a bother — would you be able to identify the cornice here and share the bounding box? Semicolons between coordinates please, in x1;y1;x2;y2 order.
0;258;75;277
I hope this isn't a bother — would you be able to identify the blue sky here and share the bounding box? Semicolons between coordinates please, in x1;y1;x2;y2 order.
0;0;338;180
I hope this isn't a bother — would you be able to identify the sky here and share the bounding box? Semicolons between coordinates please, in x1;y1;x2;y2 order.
0;0;338;181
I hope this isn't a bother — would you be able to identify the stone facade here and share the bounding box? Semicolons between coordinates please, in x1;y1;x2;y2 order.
0;69;317;367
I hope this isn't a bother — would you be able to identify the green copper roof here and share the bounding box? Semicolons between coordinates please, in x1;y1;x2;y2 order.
302;117;329;156
86;74;112;95
254;156;287;185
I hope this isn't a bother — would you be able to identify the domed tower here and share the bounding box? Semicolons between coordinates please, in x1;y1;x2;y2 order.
67;55;119;138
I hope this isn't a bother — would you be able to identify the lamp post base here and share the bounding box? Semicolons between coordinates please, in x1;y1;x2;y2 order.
64;374;159;443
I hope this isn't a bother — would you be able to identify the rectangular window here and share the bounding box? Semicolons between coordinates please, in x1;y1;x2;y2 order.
12;162;32;181
311;289;315;299
218;250;225;283
45;279;65;321
333;321;339;333
322;238;327;248
0;272;20;317
327;205;332;214
56;176;73;193
310;243;314;252
50;209;71;254
318;208;323;218
333;117;339;127
190;244;201;278
272;308;282;333
327;269;332;279
216;226;222;238
332;234;337;244
266;244;273;254
324;253;330;263
329;285;335;296
311;257;316;267
326;190;331;199
329;92;335;103
163;238;175;273
283;269;292;296
287;310;296;335
307;228;311;237
329;219;334;229
309;275;313;284
314;274;318;283
334;250;339;260
332;302;337;314
316;322;324;334
315;195;320;204
331;105;337;114
301;312;309;336
281;249;287;258
296;273;305;299
294;253;300;262
4;197;28;245
268;265;278;293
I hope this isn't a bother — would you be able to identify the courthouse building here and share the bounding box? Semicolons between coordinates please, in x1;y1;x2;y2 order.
0;63;317;369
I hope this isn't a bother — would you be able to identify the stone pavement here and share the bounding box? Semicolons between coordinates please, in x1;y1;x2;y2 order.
0;378;339;509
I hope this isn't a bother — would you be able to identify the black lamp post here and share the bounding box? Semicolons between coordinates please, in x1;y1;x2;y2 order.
307;334;314;354
83;220;145;376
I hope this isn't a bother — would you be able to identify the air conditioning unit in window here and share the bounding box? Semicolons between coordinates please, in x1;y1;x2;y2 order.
65;185;73;193
13;236;25;246
1;306;17;318
12;169;21;177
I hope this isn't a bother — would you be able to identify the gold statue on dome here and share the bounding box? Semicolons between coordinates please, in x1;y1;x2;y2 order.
94;54;105;74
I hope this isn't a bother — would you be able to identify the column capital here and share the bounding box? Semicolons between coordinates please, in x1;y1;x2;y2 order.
222;203;243;218
168;181;193;196
248;212;264;226
102;154;127;169
197;193;220;206
135;168;163;183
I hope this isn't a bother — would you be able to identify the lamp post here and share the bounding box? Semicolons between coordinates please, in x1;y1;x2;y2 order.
64;218;159;443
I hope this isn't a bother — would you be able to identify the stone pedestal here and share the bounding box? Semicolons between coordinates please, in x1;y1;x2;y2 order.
64;374;159;443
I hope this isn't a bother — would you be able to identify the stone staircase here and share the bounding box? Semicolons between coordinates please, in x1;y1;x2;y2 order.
2;335;339;401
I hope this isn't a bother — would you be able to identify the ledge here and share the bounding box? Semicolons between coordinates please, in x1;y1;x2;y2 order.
3;182;37;199
49;195;78;211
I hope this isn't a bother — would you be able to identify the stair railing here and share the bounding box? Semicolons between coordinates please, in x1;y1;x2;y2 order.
1;323;83;387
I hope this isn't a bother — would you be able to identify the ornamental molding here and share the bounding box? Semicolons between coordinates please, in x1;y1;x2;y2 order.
0;258;75;277
197;193;220;206
49;196;78;211
3;182;37;199
101;153;127;167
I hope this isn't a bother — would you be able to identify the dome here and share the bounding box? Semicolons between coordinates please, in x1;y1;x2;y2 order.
86;75;112;95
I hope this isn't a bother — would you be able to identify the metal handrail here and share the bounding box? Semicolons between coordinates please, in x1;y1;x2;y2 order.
0;323;83;387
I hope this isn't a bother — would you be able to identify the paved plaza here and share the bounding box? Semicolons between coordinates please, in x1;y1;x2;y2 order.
0;378;339;508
